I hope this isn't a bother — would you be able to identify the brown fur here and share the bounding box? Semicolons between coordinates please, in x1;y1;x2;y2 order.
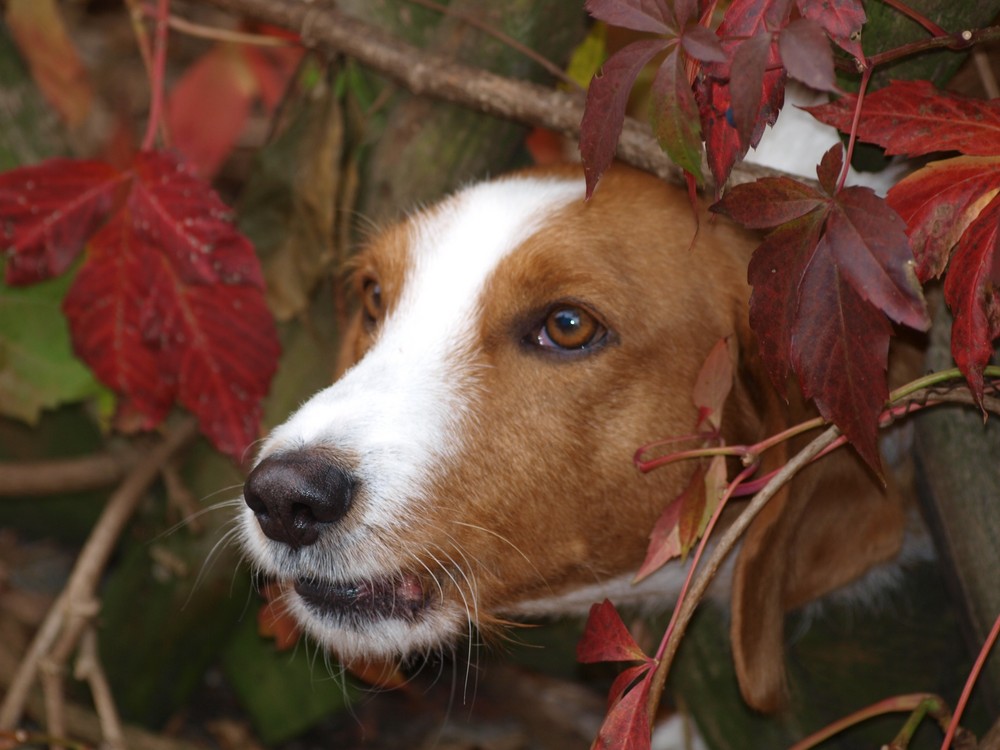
332;166;906;711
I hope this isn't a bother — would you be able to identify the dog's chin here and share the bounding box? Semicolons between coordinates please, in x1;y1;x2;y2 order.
282;573;468;661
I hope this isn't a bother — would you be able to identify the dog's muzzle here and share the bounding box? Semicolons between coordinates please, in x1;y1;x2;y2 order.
243;450;432;626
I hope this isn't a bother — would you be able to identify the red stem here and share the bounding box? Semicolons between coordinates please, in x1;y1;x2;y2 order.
836;64;872;193
141;0;171;151
653;461;758;665
940;610;1000;749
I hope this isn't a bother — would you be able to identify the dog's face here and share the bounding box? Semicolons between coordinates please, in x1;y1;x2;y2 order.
238;166;905;709
239;167;761;659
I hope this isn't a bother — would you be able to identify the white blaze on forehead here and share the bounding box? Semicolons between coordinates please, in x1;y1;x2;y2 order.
260;174;584;523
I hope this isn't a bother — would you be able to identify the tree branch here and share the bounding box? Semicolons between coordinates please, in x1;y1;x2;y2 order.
0;417;199;733
196;0;786;190
0;449;138;497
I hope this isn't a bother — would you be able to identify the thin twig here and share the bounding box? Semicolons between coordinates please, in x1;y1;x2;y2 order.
0;417;199;732
647;424;843;705
165;13;296;46
402;0;583;90
198;0;694;187
73;629;125;750
0;450;137;497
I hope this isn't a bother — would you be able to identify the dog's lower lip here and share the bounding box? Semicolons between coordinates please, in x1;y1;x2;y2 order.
294;573;428;623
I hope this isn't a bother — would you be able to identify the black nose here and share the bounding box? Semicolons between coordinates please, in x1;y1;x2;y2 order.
243;451;355;549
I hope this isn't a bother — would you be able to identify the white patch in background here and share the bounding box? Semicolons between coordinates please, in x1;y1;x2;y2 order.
747;84;906;195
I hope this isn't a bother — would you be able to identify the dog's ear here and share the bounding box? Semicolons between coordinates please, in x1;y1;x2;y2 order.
726;345;907;712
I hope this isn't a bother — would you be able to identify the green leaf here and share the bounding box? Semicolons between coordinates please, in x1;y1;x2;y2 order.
0;268;103;423
222;607;354;744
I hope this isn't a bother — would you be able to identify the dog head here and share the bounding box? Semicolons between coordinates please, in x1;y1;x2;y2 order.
239;165;905;710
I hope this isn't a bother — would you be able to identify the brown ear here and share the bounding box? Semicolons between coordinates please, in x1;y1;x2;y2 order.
729;421;907;712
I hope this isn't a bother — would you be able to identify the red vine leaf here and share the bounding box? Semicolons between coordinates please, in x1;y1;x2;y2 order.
0;159;127;284
1;150;280;461
692;335;735;432
585;0;674;35
635;466;699;582
809;82;1000;405
695;0;791;185
580;37;671;197
650;47;704;181
592;669;654;750
577;599;650;665
805;81;1000;157
778;18;836;93
942;194;1000;405
887;157;1000;282
713;145;929;469
797;0;865;59
166;30;303;178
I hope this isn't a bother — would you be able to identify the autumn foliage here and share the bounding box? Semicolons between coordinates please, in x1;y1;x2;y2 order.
0;11;297;461
576;0;1000;747
0;0;999;746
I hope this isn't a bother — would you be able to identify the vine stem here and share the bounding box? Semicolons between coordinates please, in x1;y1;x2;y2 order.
940;609;1000;750
140;0;171;151
836;63;872;193
0;417;198;732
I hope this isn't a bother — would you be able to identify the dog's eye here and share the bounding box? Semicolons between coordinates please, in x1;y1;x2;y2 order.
361;277;382;326
532;305;606;351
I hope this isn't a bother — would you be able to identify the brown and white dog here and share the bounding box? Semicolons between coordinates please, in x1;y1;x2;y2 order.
238;165;911;712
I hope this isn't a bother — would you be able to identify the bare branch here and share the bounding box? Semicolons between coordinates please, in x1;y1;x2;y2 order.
0;417;199;732
196;0;695;185
0;450;138;497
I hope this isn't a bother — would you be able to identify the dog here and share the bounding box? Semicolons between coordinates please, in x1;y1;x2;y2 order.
238;164;911;713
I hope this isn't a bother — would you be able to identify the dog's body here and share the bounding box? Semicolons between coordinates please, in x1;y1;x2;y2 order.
239;165;910;711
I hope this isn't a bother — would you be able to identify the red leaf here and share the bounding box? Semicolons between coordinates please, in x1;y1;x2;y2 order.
242;41;304;112
62;212;174;431
577;600;649;664
580;38;671;197
778;18;836;92
649;47;704;181
806;81;1000;157
0;151;280;461
696;0;790;184
692;336;735;432
713;175;824;229
585;0;675;35
827;187;929;331
887;156;1000;282
144;257;279;460
0;159;126;284
714;147;929;469
166;43;256;179
130;151;264;287
634;467;697;582
607;663;653;709
747;212;827;393
797;0;865;58
943;194;1000;406
258;582;302;650
680;24;726;64
792;236;892;470
729;32;774;151
592;669;653;750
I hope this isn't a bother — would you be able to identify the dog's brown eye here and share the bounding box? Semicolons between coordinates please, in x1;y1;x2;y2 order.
361;277;382;326
534;305;606;351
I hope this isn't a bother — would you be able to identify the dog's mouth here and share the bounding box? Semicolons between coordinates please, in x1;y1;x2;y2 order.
294;572;430;624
